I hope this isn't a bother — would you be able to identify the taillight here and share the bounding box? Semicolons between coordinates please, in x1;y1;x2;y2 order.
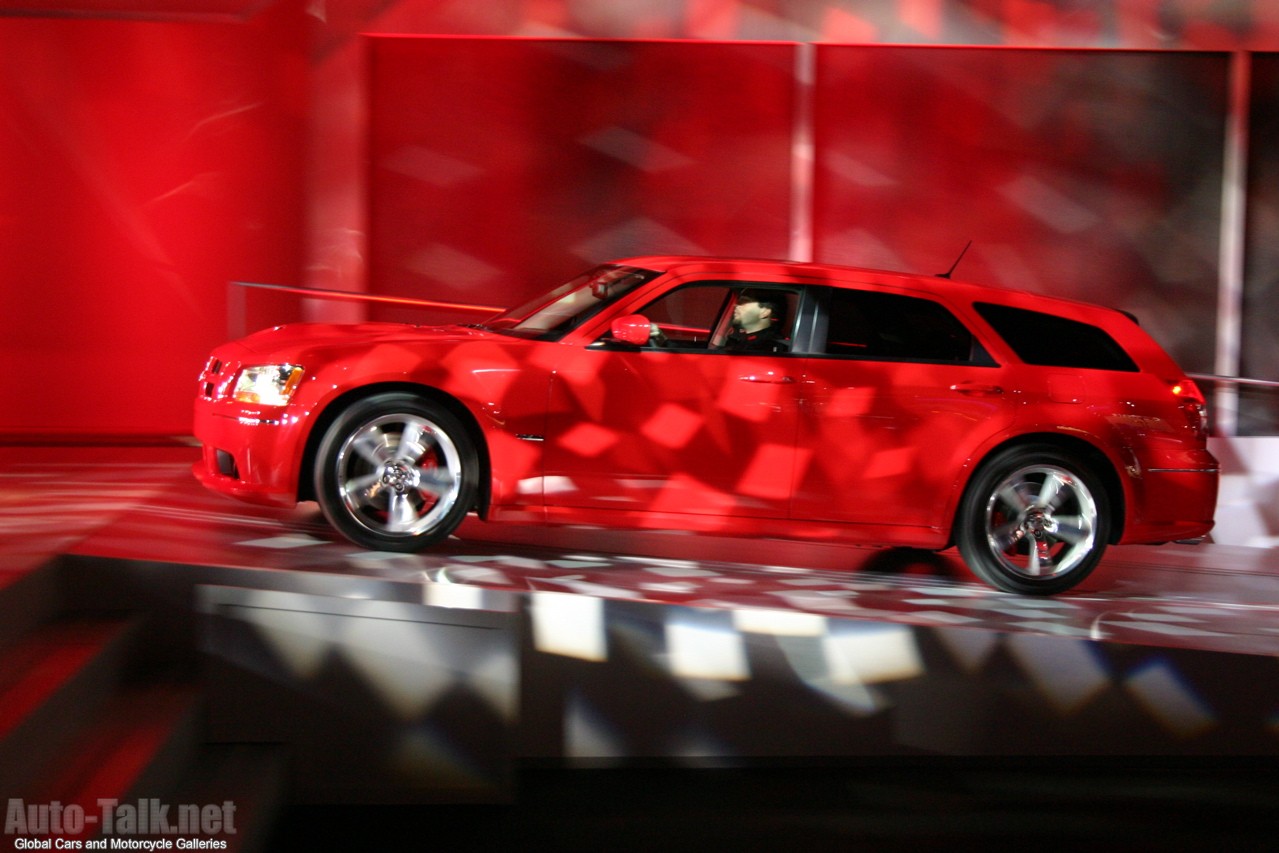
1171;378;1208;437
1170;378;1203;404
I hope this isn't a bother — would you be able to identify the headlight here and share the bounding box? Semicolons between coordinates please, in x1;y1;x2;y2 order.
232;364;305;406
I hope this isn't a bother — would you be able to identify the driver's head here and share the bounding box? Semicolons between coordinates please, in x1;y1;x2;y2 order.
732;290;777;333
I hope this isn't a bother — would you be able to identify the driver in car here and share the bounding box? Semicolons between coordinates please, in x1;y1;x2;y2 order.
726;290;788;352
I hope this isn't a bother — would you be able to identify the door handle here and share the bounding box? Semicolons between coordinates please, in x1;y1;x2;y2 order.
740;372;795;384
950;381;1004;396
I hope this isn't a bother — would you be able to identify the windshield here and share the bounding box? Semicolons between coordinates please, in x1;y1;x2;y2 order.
484;264;660;341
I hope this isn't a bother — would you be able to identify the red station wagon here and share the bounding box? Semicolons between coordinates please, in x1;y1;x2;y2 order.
194;257;1218;594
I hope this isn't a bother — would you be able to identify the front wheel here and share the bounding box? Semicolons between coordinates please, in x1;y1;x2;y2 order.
955;446;1111;595
313;393;479;551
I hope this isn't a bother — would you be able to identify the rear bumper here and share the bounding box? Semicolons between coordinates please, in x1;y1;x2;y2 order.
1121;465;1218;545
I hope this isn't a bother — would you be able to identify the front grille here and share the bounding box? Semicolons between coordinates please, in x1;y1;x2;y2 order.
198;356;233;400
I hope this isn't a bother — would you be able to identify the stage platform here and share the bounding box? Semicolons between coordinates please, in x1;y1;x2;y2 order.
3;443;1279;848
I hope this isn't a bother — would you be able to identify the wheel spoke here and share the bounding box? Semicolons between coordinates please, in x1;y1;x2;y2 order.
1026;541;1044;575
386;492;419;533
1037;471;1066;509
990;520;1022;552
342;471;382;501
417;467;456;499
394;417;431;464
996;483;1030;514
1052;515;1092;545
351;428;391;467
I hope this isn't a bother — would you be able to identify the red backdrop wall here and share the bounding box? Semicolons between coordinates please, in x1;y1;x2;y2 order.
0;7;306;438
366;37;798;324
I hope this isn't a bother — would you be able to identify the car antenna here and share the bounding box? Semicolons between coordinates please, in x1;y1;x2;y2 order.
937;240;972;280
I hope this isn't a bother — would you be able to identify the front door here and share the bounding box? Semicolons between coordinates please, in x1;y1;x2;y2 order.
544;282;802;522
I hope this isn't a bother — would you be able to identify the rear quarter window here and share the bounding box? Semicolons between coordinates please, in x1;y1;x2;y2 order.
974;302;1138;372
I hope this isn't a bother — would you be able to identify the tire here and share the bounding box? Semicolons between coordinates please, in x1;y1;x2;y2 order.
955;445;1110;595
313;393;478;551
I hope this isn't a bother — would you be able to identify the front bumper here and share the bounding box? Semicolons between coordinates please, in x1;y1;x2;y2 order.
192;398;307;508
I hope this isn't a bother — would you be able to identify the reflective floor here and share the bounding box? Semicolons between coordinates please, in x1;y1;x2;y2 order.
3;443;1279;659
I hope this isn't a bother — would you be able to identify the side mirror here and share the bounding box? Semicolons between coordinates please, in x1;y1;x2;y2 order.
610;314;653;346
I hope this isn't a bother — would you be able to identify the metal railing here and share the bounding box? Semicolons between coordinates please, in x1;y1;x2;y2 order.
1193;374;1279;437
228;280;503;339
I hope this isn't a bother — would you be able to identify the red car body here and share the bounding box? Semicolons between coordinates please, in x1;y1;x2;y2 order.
194;256;1218;594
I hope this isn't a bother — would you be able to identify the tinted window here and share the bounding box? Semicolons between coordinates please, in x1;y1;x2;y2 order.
975;303;1138;371
824;289;982;363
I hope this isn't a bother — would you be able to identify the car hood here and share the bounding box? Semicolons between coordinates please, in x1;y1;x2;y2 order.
235;321;489;356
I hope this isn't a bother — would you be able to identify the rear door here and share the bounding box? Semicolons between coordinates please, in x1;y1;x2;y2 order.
791;286;1015;530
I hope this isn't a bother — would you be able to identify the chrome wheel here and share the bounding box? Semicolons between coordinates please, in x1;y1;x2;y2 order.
335;413;462;538
983;465;1098;581
314;394;478;551
956;445;1110;595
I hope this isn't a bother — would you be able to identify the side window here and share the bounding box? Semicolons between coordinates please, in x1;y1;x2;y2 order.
637;283;798;353
824;289;982;363
638;284;733;349
974;303;1138;371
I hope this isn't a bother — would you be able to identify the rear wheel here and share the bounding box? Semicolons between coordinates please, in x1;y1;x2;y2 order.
313;393;478;551
956;445;1110;595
